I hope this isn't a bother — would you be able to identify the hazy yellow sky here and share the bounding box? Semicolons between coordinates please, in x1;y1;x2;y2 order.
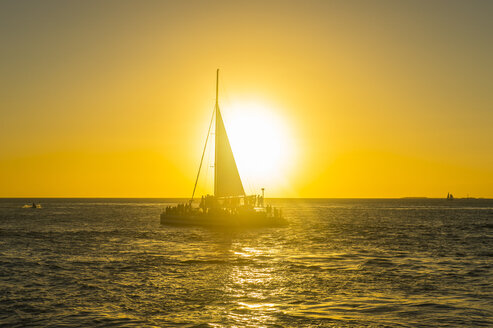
1;0;492;198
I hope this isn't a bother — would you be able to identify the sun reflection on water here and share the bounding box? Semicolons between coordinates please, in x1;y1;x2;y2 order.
221;245;285;326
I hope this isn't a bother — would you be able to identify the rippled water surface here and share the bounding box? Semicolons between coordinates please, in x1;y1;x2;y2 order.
0;198;492;327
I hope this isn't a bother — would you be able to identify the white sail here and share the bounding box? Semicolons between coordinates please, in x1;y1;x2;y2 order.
214;105;245;197
190;69;246;200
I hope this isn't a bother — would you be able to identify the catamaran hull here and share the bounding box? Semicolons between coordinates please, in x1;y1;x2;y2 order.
160;212;286;228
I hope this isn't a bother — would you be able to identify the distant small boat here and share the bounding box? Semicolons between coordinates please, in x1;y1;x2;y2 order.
446;193;454;200
22;203;42;209
160;70;286;228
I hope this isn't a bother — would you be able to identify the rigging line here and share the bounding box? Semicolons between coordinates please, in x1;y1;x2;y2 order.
203;138;211;195
202;127;213;196
191;106;216;202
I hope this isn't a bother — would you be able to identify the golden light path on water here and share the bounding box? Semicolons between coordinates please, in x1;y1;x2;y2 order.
225;246;282;326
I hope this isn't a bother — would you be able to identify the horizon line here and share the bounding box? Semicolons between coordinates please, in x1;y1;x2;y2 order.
0;196;491;200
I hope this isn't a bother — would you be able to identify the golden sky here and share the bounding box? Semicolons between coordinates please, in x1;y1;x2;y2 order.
1;0;492;198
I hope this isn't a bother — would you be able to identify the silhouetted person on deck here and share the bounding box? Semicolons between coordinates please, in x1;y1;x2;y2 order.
200;196;205;212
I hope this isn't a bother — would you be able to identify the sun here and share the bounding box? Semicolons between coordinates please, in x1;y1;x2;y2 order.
221;100;296;195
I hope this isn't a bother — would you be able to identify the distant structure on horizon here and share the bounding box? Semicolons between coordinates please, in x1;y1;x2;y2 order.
447;192;454;200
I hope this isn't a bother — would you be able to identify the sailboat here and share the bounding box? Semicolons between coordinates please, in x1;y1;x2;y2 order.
160;70;286;227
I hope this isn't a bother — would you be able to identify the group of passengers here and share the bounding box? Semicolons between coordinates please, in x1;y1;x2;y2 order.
163;194;281;217
199;194;264;210
164;202;195;216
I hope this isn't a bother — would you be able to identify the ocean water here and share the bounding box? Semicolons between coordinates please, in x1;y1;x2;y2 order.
0;198;492;327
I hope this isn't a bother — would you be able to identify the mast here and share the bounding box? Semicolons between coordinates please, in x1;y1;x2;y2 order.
215;69;219;107
214;69;219;196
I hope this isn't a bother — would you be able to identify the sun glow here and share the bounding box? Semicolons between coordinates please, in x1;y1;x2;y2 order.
221;101;296;195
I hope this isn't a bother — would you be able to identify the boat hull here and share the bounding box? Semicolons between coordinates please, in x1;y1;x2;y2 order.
160;212;286;228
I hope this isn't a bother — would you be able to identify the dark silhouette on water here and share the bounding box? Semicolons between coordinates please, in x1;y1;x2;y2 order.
161;70;285;227
23;202;41;208
447;192;454;200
